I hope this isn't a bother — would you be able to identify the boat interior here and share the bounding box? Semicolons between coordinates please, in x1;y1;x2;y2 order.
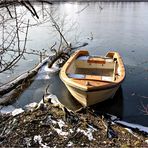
66;55;117;82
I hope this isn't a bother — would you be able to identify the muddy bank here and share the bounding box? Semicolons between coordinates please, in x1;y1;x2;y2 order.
0;100;147;147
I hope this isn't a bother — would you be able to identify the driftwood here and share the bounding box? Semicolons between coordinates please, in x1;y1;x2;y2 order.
0;57;49;104
0;57;49;95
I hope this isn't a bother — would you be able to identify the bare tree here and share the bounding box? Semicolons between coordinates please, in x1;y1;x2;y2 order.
42;6;81;67
0;1;89;104
0;0;52;73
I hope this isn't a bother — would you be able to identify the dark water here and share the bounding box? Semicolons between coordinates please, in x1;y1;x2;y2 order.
13;64;148;126
2;2;148;126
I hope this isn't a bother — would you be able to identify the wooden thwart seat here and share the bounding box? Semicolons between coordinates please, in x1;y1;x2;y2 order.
87;58;106;64
67;73;113;82
76;56;113;65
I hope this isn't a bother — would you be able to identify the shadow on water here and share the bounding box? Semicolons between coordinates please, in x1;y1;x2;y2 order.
47;73;82;111
90;86;124;119
56;74;148;127
46;73;125;120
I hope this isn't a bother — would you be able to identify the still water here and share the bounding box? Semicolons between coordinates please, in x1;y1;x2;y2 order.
1;2;148;126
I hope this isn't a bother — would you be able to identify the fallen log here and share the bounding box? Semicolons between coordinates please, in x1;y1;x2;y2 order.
0;57;49;96
0;48;71;105
0;79;33;105
0;42;88;105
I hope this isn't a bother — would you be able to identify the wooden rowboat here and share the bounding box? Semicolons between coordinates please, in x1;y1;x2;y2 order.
60;50;125;106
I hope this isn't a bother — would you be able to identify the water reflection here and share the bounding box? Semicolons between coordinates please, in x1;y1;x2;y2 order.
6;2;148;127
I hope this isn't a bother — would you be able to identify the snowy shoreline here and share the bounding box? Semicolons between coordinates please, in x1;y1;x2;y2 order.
1;100;148;135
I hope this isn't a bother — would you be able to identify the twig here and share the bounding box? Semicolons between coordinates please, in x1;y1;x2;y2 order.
5;5;13;18
45;10;69;47
76;3;89;14
20;0;39;19
14;5;20;54
140;101;148;115
23;19;29;51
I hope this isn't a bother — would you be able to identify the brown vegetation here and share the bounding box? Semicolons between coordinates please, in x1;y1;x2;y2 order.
0;101;147;147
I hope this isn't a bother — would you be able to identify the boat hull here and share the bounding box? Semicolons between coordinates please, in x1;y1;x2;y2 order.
65;84;119;106
60;50;125;107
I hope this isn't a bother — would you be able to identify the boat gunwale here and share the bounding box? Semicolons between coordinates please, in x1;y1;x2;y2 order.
60;50;125;91
73;81;120;92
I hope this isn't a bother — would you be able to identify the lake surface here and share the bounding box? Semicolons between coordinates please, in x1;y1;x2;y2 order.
1;2;148;127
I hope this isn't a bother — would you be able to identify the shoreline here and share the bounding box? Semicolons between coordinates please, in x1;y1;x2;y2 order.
0;100;148;147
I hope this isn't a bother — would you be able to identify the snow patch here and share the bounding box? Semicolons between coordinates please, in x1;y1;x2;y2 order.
110;115;118;121
47;115;56;124
48;132;52;136
0;105;16;114
69;129;73;133
124;128;139;138
145;140;148;144
25;102;38;111
115;120;148;134
57;119;66;129
53;128;69;137
36;64;51;80
39;99;44;104
44;64;59;73
77;127;96;141
12;108;24;116
67;141;73;147
47;115;68;137
47;116;66;129
36;63;59;80
42;75;50;80
24;137;31;147
36;73;50;80
34;135;48;148
0;105;24;116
